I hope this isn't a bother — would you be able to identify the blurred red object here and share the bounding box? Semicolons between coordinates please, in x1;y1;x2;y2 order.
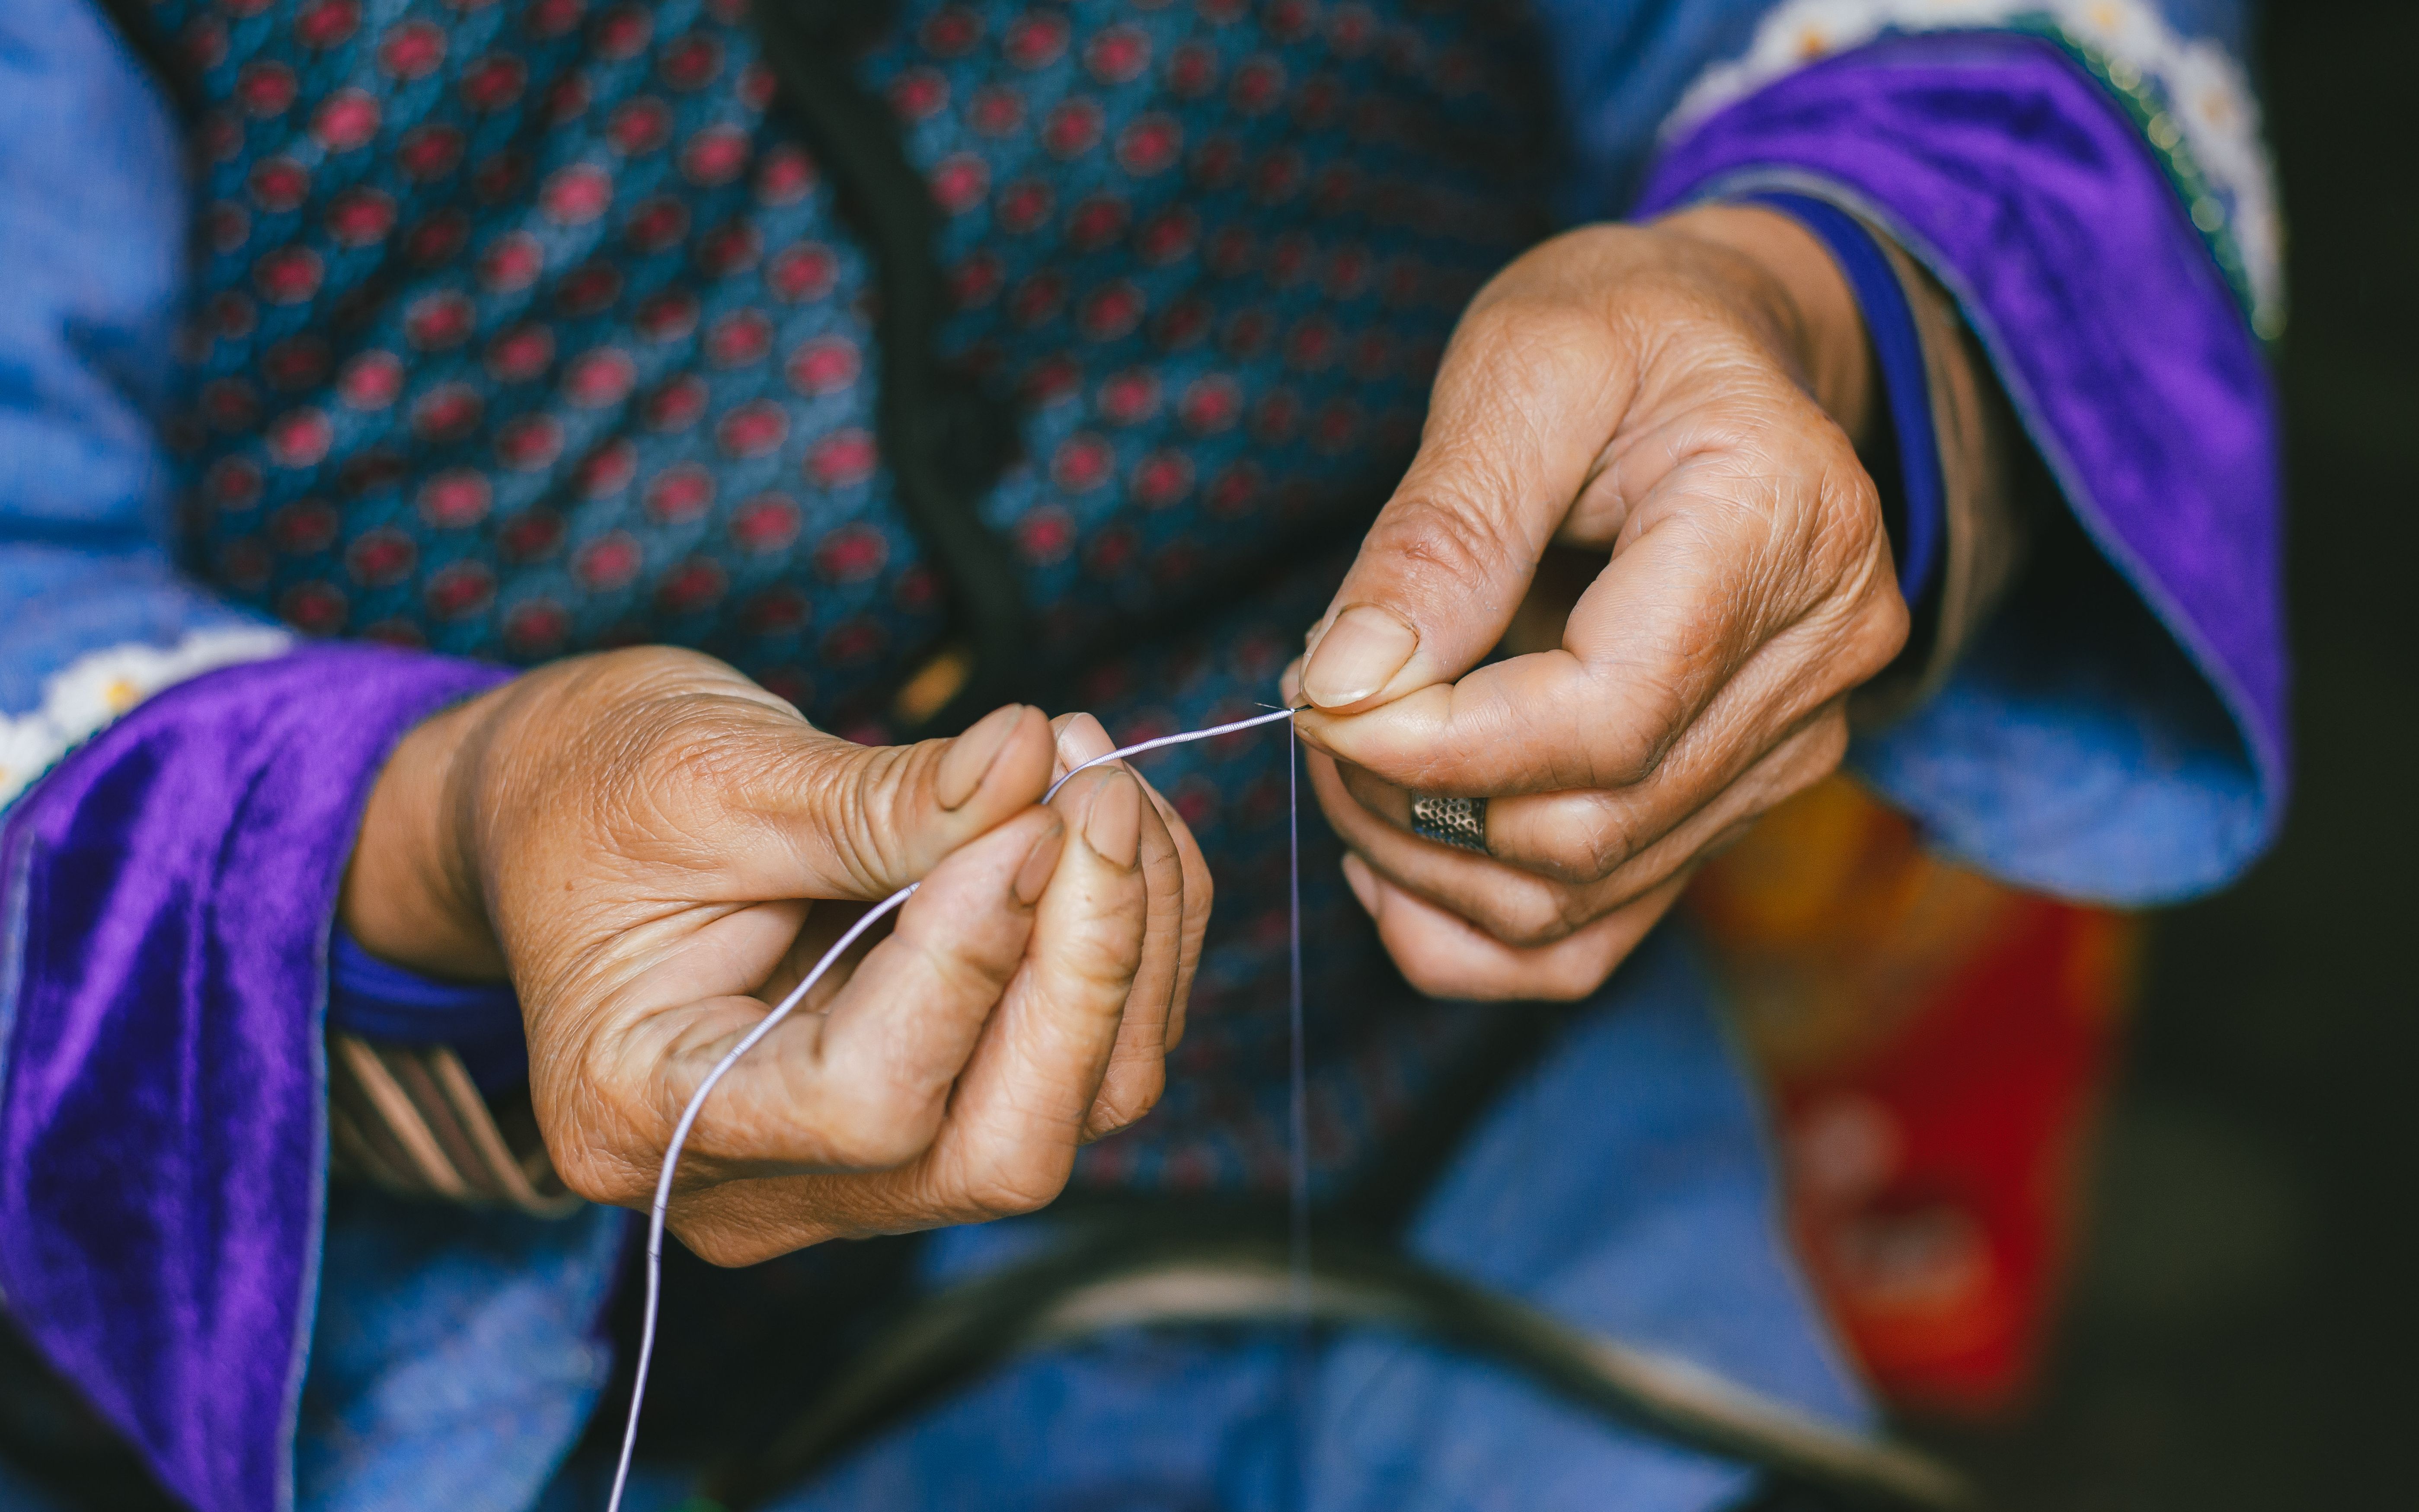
1689;777;2138;1418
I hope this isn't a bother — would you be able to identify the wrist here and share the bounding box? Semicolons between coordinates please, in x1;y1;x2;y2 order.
339;682;512;982
1651;202;1875;447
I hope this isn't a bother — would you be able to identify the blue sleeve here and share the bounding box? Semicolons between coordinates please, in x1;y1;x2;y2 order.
0;3;291;809
0;7;527;1048
1523;0;2257;223
1739;192;1946;606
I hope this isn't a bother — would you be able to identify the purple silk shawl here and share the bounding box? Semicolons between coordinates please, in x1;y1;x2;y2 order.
0;648;508;1512
0;33;2280;1512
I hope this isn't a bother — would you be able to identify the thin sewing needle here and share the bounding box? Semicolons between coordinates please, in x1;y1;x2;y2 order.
1286;714;1308;1298
607;703;1301;1512
1286;712;1312;1509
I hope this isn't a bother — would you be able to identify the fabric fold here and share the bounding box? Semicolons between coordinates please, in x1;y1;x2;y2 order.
0;646;509;1512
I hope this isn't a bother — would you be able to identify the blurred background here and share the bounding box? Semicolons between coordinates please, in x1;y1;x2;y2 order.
1894;2;2419;1504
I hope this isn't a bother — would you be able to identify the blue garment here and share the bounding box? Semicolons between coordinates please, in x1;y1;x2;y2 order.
0;3;2278;1512
0;1;283;748
1632;27;2285;900
0;3;2276;893
327;929;526;1090
528;933;1860;1512
299;1191;625;1512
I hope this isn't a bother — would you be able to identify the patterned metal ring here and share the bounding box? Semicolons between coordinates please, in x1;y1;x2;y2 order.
1408;793;1488;853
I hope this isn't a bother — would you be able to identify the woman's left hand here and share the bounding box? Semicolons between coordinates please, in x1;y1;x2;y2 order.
1289;205;1912;1001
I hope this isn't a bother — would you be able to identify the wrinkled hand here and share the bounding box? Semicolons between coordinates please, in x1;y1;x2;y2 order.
340;647;1203;1263
1290;205;1911;1001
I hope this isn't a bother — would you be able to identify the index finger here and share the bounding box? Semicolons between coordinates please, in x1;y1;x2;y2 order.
1292;279;1635;720
1291;461;1750;796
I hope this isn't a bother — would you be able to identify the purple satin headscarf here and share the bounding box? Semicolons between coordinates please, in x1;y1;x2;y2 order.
0;647;507;1512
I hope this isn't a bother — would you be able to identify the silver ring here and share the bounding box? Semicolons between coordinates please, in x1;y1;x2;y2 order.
1408;793;1488;853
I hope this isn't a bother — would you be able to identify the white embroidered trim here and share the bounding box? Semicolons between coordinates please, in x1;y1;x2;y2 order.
0;627;294;809
1664;0;2284;336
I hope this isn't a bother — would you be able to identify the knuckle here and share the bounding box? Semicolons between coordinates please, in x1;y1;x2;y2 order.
543;1048;656;1207
1395;956;1467;1001
961;1162;1071;1220
1364;490;1515;600
1579;664;1693;787
830;744;921;888
549;1141;642;1208
1088;1066;1167;1138
1052;907;1149;988
1378;930;1483;1001
1185;860;1215;927
1513;931;1626;1003
1850;581;1912;675
1141;843;1187;917
1820;442;1884;525
897;908;1024;1000
1801;713;1851;779
674;1207;840;1268
1529;956;1613;1003
814;1093;935;1173
1476;885;1580;949
1532;799;1638;885
674;1222;780;1270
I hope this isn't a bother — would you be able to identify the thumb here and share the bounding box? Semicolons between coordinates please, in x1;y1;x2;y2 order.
1296;288;1633;715
747;702;1058;900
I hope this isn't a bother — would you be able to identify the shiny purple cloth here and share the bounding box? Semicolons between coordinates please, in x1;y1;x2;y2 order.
1636;31;2288;802
0;647;508;1512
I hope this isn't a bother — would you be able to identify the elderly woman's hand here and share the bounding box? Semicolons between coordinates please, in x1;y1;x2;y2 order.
1289;205;1911;1001
339;647;1202;1263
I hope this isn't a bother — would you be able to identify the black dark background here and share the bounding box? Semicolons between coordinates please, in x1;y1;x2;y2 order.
1905;3;2419;1504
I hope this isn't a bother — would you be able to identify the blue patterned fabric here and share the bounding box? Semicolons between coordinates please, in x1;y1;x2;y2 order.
159;0;1545;711
134;0;1572;1203
0;0;2279;1208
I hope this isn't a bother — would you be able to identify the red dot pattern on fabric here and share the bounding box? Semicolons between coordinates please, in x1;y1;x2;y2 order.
166;0;1550;1197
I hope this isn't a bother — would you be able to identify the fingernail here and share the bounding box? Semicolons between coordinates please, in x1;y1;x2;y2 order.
1081;772;1143;869
936;704;1026;810
1301;604;1417;708
1340;852;1379;915
1015;819;1066;905
1055;713;1113;771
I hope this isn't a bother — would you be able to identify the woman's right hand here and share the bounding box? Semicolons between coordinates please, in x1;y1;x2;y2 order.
339;647;1195;1264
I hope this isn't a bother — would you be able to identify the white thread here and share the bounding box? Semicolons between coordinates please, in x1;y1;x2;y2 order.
1043;706;1298;800
605;883;916;1512
605;703;1301;1512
